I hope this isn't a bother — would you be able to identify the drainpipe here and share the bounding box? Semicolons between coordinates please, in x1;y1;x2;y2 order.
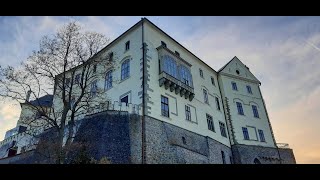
257;85;281;164
141;18;146;164
216;75;235;164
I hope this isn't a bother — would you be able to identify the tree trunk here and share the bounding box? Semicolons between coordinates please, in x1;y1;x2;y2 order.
56;107;68;164
65;113;75;151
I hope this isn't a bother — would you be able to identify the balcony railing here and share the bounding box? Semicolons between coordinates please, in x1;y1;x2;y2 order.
277;143;290;149
159;71;195;101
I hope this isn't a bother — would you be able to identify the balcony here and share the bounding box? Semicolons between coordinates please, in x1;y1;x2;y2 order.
159;71;195;101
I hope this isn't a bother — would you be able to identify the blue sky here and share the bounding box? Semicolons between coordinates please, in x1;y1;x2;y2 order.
0;16;320;163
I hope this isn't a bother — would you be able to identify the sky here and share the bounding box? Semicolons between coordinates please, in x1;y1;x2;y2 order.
0;16;319;164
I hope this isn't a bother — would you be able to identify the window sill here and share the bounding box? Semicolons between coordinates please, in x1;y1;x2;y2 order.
244;139;259;141
160;115;172;120
185;119;198;124
104;87;113;92
120;76;130;83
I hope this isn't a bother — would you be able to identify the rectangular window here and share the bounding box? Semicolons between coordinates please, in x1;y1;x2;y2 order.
232;82;238;91
161;96;169;117
105;70;113;90
185;105;191;121
180;65;192;87
125;41;130;51
175;51;180;57
75;74;80;85
242;127;250;140
121;60;130;80
236;102;244;115
199;69;204;78
252;105;259;118
258;129;265;142
206;114;215;132
90;80;98;97
221;151;226;164
161;41;167;47
211;77;215;86
203;89;209;104
163;55;178;78
246;85;252;94
219;122;227;138
215;97;220;111
219;122;227;137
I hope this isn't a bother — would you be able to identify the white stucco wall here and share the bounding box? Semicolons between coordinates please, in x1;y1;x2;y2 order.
52;23;144;120
218;58;276;147
1;19;279;158
143;22;231;147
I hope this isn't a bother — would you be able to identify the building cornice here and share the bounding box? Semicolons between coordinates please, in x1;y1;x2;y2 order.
219;72;261;85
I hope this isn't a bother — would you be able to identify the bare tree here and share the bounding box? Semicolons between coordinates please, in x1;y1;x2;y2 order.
0;21;113;164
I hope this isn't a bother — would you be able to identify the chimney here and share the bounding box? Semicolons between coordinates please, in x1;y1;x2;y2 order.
26;90;31;102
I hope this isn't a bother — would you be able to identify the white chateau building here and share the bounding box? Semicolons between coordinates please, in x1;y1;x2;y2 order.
0;18;295;164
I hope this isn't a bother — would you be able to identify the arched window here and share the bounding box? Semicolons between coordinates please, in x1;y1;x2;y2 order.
254;158;261;164
163;55;177;78
180;65;193;87
121;59;130;80
105;70;113;90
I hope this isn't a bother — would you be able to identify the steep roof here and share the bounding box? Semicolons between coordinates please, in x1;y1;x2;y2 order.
217;56;237;73
29;95;53;107
218;56;261;84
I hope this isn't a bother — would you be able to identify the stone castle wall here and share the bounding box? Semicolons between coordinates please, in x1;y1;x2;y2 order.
0;112;295;164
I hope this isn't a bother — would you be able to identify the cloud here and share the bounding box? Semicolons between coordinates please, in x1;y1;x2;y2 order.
271;86;320;163
0;16;121;139
176;16;320;163
1;16;320;163
0;103;20;140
